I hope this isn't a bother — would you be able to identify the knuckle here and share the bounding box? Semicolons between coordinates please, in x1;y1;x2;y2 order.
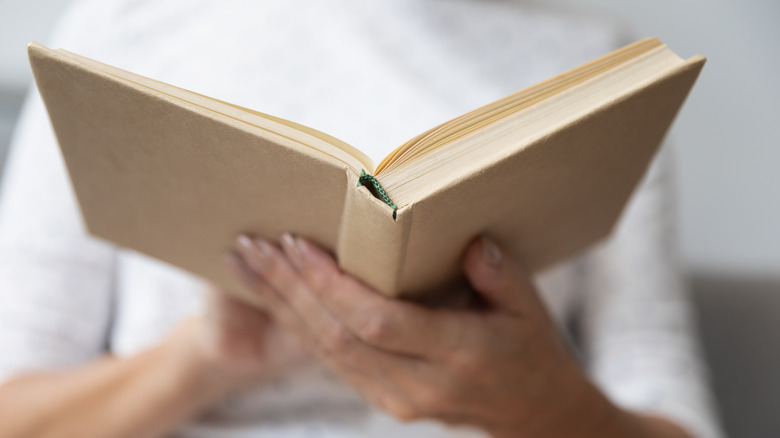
414;389;449;416
310;341;332;361
263;255;286;280
358;315;394;345
450;351;485;377
306;267;335;291
323;324;353;352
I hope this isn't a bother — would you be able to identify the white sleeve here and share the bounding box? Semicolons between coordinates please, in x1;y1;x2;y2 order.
0;89;116;385
577;145;726;438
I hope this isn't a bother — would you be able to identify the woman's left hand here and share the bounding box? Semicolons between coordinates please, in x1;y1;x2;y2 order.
226;234;627;438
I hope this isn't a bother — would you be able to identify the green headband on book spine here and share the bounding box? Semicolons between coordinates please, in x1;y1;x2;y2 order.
357;170;398;220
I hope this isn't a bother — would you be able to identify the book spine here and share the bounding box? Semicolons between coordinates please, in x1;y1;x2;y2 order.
336;169;412;297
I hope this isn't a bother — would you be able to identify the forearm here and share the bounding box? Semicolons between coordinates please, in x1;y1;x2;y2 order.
624;413;695;438
488;403;693;438
0;321;231;438
486;364;694;438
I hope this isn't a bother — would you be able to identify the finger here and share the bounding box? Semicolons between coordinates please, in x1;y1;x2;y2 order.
289;236;479;359
231;240;432;413
237;239;469;424
222;250;261;291
224;250;322;353
461;236;539;314
223;250;284;310
237;238;432;414
238;234;427;374
235;235;342;349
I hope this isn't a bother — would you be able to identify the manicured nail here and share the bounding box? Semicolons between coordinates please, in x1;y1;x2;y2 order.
482;238;502;267
240;236;270;273
238;234;254;249
281;233;306;270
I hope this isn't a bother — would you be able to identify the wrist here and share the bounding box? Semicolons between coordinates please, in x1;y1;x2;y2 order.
485;362;691;438
164;318;247;396
486;362;622;438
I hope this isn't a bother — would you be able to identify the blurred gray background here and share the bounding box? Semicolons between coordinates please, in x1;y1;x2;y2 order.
1;1;778;437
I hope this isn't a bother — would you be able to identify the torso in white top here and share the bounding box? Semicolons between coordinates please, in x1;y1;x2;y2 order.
0;1;724;437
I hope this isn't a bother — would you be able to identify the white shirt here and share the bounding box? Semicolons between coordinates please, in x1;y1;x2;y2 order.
0;0;724;437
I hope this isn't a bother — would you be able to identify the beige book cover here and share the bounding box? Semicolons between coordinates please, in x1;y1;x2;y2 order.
28;40;705;302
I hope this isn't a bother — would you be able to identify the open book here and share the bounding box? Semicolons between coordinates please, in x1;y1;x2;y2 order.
28;38;705;301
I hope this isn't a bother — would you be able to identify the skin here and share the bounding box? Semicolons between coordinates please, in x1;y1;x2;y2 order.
0;286;309;438
227;234;695;438
0;235;695;438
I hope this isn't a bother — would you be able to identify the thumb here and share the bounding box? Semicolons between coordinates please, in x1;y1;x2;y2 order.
462;237;536;313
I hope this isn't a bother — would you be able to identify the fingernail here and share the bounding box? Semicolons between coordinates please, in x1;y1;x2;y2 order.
238;234;269;272
482;238;502;267
281;233;306;270
281;233;295;248
246;237;271;272
238;234;254;249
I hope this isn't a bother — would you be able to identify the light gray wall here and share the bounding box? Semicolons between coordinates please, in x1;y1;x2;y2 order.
0;0;73;91
1;0;779;277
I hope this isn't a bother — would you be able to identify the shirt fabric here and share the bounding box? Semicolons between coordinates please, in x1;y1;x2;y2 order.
0;0;725;437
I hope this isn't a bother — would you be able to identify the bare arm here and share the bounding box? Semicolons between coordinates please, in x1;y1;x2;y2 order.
0;321;224;438
0;290;307;438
